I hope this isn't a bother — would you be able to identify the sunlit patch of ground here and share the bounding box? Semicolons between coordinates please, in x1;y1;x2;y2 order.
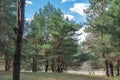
67;70;105;75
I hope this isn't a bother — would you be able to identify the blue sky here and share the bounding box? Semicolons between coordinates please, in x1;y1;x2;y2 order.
25;0;89;23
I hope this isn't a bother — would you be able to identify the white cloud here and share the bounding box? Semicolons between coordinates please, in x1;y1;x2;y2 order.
25;17;33;22
70;3;90;16
26;0;32;5
64;14;74;21
62;0;75;3
76;27;88;43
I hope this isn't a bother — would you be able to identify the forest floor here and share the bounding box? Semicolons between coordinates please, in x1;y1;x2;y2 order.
0;71;119;80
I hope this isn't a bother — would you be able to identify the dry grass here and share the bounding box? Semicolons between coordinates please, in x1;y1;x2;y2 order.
0;71;119;80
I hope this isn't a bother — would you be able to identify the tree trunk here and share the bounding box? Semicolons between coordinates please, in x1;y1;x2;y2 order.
109;62;114;76
51;58;56;72
59;63;63;73
0;0;1;25
5;35;12;71
51;64;55;72
13;0;25;80
51;37;63;73
51;61;55;72
105;60;109;77
57;57;61;73
0;0;2;24
117;61;120;76
45;60;49;72
4;54;11;71
32;55;37;72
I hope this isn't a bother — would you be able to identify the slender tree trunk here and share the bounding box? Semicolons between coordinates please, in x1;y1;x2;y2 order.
51;37;63;73
109;62;114;76
51;58;56;73
57;57;64;73
5;36;12;71
60;57;65;73
45;60;49;72
4;53;11;71
13;0;25;80
51;64;55;72
32;59;34;72
32;55;37;72
57;59;63;73
0;0;1;25
5;58;9;71
59;62;63;73
45;52;49;72
51;59;55;72
57;57;59;72
51;58;55;72
105;60;109;77
117;61;120;76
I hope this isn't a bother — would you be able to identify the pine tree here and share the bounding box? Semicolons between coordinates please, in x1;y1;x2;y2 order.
13;0;25;80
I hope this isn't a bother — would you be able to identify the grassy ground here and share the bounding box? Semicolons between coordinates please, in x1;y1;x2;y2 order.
0;71;119;80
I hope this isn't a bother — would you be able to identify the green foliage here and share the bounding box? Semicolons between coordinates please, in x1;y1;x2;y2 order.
0;0;16;68
83;0;120;70
20;2;81;71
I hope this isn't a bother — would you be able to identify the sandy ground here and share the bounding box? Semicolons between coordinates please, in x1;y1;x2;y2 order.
67;70;105;75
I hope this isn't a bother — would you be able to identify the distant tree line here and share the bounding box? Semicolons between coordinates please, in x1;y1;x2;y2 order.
84;0;120;77
0;0;81;74
0;1;120;80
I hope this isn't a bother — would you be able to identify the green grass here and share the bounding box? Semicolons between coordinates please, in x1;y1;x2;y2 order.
0;71;118;80
113;76;120;79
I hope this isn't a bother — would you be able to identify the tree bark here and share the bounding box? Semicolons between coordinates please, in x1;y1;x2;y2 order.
117;61;120;76
51;58;57;72
0;0;1;25
32;55;37;72
51;59;55;72
51;64;55;72
109;62;114;76
57;57;60;72
59;62;63;73
45;60;49;72
13;0;25;80
4;53;11;71
105;60;109;77
5;35;12;71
